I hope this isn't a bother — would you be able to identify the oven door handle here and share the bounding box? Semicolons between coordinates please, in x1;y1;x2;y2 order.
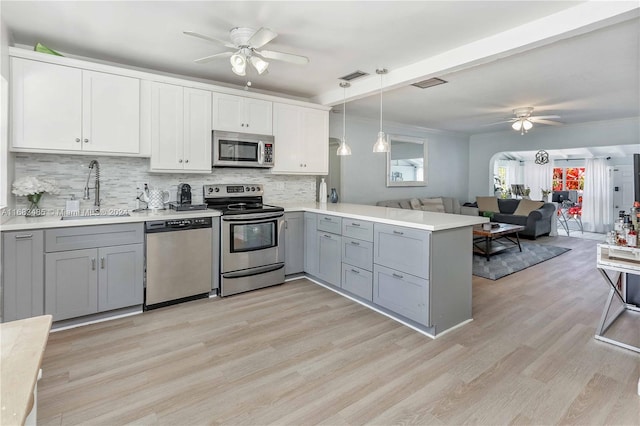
222;212;284;222
222;263;284;279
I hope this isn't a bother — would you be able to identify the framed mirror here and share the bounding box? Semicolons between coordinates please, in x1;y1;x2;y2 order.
386;135;428;187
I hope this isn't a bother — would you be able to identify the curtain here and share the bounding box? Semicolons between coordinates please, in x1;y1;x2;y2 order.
523;161;553;200
582;158;611;233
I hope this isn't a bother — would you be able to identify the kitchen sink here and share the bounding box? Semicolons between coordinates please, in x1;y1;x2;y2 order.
60;214;131;220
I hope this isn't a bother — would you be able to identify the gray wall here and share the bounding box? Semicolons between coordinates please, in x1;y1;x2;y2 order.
468;117;640;200
329;115;470;205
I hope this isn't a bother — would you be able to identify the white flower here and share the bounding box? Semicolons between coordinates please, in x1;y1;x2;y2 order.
12;176;60;197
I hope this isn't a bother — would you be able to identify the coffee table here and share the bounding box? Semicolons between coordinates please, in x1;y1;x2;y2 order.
473;223;525;261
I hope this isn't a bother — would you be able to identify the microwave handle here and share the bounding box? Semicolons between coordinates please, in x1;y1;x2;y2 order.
257;140;264;165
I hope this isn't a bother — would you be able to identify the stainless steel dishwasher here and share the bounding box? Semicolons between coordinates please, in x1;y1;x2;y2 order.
144;217;213;310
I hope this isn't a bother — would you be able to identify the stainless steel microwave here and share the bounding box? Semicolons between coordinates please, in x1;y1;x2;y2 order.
212;131;274;168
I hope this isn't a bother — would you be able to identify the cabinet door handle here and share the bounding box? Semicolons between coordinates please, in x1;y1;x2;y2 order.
101;257;105;269
350;241;360;246
14;234;33;239
351;223;361;227
178;159;183;163
324;217;333;221
392;273;404;279
75;138;81;143
351;269;360;274
323;234;332;239
241;123;245;127
84;138;89;143
185;159;189;163
285;220;288;229
91;258;96;271
393;230;404;235
246;123;249;128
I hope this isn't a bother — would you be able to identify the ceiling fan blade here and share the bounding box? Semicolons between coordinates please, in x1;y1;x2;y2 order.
183;31;236;48
248;27;277;49
481;120;514;127
533;119;564;126
194;51;233;64
257;49;309;64
532;115;561;120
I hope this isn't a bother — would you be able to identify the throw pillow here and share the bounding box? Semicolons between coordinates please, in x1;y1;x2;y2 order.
420;197;445;212
513;199;544;216
399;200;412;209
476;196;499;213
409;198;421;209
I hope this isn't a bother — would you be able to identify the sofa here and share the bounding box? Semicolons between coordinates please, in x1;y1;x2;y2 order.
376;196;479;216
476;197;555;239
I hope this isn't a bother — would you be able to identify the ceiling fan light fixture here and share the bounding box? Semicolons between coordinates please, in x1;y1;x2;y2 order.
373;68;390;153
523;119;533;131
249;55;269;74
337;82;352;156
230;53;246;76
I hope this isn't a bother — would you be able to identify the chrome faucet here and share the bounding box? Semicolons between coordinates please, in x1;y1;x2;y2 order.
83;160;100;212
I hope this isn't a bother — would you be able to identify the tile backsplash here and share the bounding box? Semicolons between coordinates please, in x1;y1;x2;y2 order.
13;153;317;211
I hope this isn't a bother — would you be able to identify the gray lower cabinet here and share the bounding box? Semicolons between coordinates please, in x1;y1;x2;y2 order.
2;230;44;322
44;223;144;322
373;264;429;325
304;212;319;276
284;212;304;275
98;244;144;311
373;223;430;279
342;237;373;271
317;231;341;286
45;249;99;321
341;264;373;301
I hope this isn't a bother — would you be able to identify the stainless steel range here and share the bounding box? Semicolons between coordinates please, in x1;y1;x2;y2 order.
204;184;285;297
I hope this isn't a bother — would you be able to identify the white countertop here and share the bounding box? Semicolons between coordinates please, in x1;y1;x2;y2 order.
0;208;222;231
1;202;487;232
281;202;487;231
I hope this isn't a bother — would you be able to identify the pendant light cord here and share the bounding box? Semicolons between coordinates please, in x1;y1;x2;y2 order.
379;74;383;131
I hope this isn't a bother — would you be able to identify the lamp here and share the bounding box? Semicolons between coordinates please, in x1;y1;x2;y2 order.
230;53;246;76
337;82;352;156
249;56;269;75
512;117;533;135
373;68;390;153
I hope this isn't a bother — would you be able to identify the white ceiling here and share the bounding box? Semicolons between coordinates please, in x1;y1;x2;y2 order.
2;1;639;135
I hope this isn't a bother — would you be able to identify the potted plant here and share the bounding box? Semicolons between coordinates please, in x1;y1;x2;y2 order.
12;176;59;216
523;186;531;199
541;188;552;202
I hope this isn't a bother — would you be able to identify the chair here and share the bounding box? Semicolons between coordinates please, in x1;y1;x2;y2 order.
557;202;583;235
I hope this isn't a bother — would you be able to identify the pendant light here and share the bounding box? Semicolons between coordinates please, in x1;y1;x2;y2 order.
337;82;352;156
372;68;390;153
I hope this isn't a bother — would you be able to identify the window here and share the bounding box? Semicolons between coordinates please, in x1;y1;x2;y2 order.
553;167;585;203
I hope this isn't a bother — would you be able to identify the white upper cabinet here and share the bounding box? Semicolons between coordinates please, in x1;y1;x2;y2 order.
272;103;328;175
212;92;273;135
11;57;141;155
149;82;211;173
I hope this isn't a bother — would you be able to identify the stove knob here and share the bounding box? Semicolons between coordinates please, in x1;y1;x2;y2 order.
207;187;213;193
214;187;220;192
245;186;250;192
251;187;256;192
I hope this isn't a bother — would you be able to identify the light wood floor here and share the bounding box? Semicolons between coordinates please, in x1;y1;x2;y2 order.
37;236;640;425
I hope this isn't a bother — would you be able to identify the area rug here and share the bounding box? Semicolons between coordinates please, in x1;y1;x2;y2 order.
472;242;570;280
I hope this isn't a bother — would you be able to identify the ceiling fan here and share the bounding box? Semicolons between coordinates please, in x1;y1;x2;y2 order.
184;27;309;77
488;107;563;135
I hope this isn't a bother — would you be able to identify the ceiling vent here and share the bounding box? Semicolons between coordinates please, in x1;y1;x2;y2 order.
411;77;447;89
339;70;369;82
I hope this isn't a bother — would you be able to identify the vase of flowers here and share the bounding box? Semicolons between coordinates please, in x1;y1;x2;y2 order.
541;188;552;202
12;176;59;217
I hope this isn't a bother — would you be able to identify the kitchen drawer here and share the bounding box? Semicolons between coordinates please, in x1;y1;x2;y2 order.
45;223;144;252
341;264;372;301
373;223;430;279
342;236;373;271
373;264;429;326
317;214;342;235
342;219;373;242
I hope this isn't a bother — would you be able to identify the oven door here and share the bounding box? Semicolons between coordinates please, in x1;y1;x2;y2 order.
221;212;284;273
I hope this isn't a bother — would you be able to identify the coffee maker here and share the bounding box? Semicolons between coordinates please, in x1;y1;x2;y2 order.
169;183;207;211
178;183;192;205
